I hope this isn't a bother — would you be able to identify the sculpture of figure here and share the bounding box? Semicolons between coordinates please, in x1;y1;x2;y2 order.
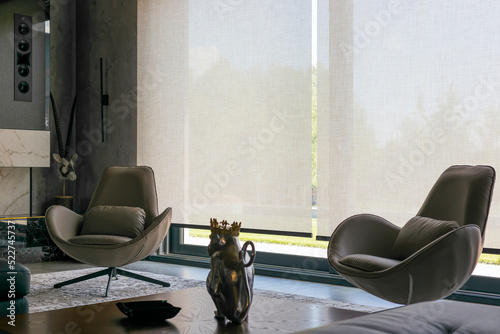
206;219;256;324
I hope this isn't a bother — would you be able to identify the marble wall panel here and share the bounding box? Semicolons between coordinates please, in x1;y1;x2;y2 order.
0;217;63;263
0;129;50;167
0;167;30;215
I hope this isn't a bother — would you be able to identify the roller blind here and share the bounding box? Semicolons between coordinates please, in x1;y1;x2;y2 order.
317;0;500;250
138;0;312;235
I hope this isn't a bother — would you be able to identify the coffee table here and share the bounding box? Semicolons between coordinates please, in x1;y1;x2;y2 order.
0;287;366;333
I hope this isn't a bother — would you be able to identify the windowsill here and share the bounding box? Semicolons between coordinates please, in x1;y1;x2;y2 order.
184;236;500;278
473;263;500;278
184;235;327;258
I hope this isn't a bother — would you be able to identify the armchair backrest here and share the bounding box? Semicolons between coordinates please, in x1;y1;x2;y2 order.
86;166;159;228
417;165;495;238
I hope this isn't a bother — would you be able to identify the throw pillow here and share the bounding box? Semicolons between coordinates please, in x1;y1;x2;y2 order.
392;216;459;260
81;206;146;238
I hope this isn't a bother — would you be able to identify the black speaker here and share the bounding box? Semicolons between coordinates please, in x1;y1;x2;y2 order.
14;14;32;102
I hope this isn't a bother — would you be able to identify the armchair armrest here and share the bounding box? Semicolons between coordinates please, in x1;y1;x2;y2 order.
45;205;84;242
143;207;172;235
133;207;173;257
329;224;482;304
328;214;401;263
399;225;482;290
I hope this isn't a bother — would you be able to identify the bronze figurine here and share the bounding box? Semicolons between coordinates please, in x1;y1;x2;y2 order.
206;218;256;324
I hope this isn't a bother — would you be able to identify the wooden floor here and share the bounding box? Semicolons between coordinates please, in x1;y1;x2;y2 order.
25;259;398;310
1;286;369;333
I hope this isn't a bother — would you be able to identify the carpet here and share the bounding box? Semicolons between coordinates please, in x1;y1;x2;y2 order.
28;268;384;314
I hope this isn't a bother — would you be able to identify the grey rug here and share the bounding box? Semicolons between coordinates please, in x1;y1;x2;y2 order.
28;268;384;314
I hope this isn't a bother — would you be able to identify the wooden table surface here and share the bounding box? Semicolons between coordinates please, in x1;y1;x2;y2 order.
0;287;367;334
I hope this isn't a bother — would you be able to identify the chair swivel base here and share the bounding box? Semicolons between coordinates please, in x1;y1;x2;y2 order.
54;267;171;297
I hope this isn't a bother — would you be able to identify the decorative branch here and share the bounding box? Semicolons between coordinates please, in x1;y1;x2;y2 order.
65;94;78;158
50;92;79;192
50;92;64;158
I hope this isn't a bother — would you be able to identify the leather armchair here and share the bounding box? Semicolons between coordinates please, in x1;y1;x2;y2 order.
328;165;495;304
46;166;172;296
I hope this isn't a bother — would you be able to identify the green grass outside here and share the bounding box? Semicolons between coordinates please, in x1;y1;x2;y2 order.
189;219;329;249
479;254;500;265
189;219;500;265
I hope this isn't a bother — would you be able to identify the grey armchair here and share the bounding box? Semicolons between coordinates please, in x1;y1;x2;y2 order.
46;166;172;296
328;165;495;304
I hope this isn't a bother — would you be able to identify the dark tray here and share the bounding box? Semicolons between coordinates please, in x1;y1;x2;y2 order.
116;300;181;321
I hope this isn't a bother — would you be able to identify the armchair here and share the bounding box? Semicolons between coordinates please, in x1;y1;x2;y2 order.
46;166;172;297
328;165;495;304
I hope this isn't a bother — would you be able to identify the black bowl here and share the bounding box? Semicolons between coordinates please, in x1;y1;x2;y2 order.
116;300;181;321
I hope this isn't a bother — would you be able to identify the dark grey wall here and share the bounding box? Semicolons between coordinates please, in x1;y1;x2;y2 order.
0;0;47;130
32;0;137;214
74;0;137;212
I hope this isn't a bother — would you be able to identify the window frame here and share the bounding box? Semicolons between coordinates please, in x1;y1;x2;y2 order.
148;226;500;306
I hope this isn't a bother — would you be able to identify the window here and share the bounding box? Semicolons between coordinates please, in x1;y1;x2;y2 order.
138;0;312;236
138;1;500;286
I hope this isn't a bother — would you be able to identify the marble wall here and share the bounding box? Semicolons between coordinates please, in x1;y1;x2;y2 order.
0;129;50;167
0;217;63;263
0;168;29;216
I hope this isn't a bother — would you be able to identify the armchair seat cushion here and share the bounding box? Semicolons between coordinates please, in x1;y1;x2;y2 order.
339;254;401;272
81;206;146;238
68;235;133;245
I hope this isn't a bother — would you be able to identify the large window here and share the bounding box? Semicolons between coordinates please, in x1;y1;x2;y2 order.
138;0;312;236
138;1;500;282
316;1;500;250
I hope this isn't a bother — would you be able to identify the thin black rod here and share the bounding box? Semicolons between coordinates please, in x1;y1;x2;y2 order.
170;223;313;238
100;57;104;142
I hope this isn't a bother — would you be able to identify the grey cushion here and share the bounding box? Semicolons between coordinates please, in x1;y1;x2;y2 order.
392;216;459;260
81;206;146;238
68;235;133;245
296;300;500;334
339;254;401;272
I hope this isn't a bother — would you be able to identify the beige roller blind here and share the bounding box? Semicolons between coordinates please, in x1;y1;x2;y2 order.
317;0;500;249
138;0;312;235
